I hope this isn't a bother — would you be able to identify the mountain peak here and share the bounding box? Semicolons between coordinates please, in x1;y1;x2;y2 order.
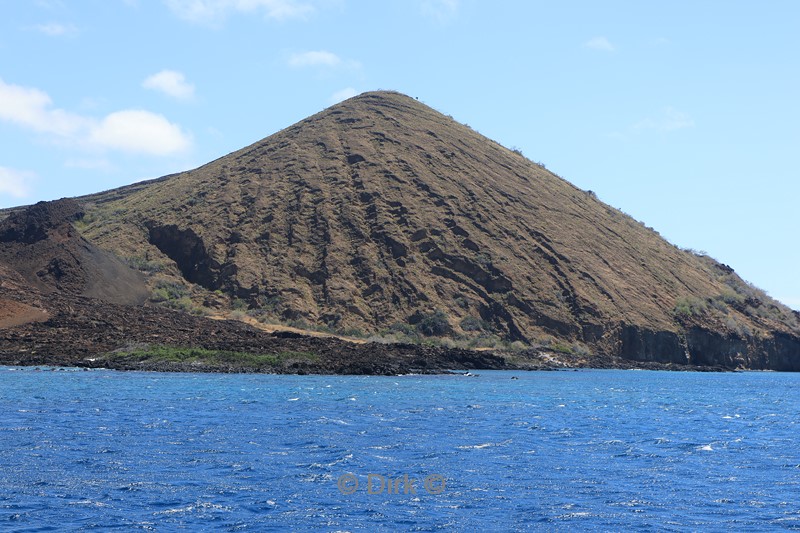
27;91;800;369
336;90;421;105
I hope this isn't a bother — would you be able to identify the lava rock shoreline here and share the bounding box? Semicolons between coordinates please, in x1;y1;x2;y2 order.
0;297;732;375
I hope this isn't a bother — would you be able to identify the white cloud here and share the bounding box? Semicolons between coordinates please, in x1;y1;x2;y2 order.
0;78;88;135
330;87;358;104
0;78;191;156
33;22;78;36
288;50;341;68
421;0;458;21
634;107;695;132
585;36;615;52
0;167;35;199
287;50;360;72
142;70;195;100
165;0;314;25
89;110;191;156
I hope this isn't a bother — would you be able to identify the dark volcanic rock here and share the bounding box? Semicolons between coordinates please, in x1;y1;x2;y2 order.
619;324;687;365
0;285;517;375
0;199;149;305
0;198;83;244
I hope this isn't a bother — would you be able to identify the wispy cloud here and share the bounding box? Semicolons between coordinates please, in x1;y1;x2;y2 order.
34;0;67;11
32;22;78;37
634;107;695;132
142;70;195;100
0;78;192;156
288;50;342;68
330;87;358;104
165;0;314;25
585;36;615;52
0;167;34;199
287;50;360;70
421;0;458;22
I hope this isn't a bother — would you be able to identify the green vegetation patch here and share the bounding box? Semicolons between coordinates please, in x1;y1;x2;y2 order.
106;345;317;369
673;296;709;318
125;255;166;273
150;279;189;302
416;310;452;336
149;279;208;315
460;316;490;332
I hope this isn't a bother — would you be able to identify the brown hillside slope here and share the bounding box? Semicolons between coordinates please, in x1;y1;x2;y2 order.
73;91;799;368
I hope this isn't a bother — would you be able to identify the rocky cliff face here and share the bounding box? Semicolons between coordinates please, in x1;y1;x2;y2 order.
0;199;148;305
3;91;798;369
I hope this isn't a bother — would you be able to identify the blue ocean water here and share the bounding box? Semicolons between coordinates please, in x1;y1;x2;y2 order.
1;367;799;531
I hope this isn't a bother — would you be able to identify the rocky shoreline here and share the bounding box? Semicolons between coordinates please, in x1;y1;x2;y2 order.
1;317;733;377
0;275;734;376
1;355;734;375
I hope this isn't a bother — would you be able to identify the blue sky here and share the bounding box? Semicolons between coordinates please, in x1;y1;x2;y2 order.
1;1;798;309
